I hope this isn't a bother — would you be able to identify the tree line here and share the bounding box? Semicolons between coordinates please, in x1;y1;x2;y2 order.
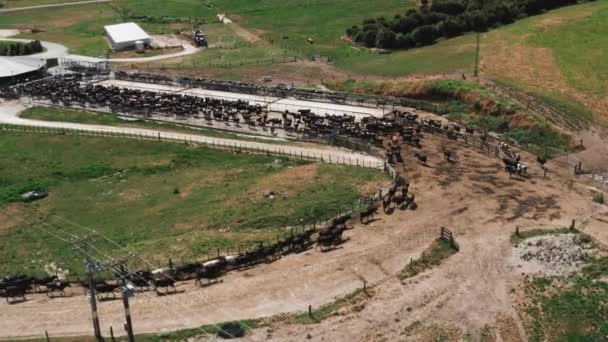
0;40;44;56
346;0;595;50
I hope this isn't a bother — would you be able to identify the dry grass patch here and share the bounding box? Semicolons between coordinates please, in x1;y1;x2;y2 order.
0;204;24;236
249;163;319;197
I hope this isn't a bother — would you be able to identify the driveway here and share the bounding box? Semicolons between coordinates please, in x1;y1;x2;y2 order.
0;35;200;63
107;42;200;62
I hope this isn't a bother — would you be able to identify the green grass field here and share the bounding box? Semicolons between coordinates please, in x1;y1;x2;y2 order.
527;6;608;97
0;131;386;276
0;2;118;56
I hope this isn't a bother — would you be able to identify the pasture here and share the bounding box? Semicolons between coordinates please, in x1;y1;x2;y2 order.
0;131;386;276
0;2;118;56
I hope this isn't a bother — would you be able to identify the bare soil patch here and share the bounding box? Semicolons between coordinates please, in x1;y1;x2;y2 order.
511;233;594;276
249;163;319;197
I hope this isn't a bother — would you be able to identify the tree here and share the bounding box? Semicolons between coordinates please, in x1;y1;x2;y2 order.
23;43;33;55
467;10;488;32
422;11;448;25
362;29;378;47
353;31;366;44
431;0;466;15
18;43;27;56
411;25;439;46
31;40;43;53
375;30;396;49
395;13;422;34
395;33;415;49
437;17;467;38
346;25;360;37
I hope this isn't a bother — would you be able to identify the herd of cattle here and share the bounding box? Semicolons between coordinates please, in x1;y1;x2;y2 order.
0;212;367;303
0;71;536;305
10;75;408;143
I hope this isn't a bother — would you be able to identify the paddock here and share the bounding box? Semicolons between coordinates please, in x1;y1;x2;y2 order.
98;79;387;119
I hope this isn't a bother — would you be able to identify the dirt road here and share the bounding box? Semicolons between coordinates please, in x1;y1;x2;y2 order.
0;114;603;340
0;0;111;13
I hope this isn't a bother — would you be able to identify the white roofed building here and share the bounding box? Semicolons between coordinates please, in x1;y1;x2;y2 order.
0;56;46;85
0;56;45;78
104;22;151;51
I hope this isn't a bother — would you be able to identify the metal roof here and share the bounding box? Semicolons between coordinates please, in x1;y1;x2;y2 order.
0;56;45;78
104;22;150;44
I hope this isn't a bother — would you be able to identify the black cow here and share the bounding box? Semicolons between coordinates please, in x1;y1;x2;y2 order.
46;280;71;297
1;286;27;303
153;277;176;295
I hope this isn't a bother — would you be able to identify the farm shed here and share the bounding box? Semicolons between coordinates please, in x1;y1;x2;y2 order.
104;22;151;51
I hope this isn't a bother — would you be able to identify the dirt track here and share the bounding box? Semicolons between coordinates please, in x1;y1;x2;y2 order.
1;122;605;341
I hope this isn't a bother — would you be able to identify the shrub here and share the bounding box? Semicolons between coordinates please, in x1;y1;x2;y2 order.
347;0;587;50
375;29;396;49
593;192;605;204
438;17;467;38
411;25;440;46
362;29;378;47
431;0;466;15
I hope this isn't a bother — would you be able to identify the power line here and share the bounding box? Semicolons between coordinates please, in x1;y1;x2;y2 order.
1;208;249;341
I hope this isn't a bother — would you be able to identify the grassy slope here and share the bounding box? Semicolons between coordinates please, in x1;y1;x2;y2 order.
118;0;217;20
480;0;608;120
527;6;608;97
0;2;118;56
207;0;477;76
0;132;386;275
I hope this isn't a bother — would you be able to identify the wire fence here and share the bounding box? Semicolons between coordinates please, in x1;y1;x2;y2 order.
0;123;384;169
112;69;441;112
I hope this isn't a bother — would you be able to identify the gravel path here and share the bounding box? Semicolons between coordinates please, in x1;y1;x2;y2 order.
0;101;384;168
0;0;111;13
107;42;200;62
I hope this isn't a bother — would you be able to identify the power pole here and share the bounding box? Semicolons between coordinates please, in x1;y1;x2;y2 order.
474;32;481;81
73;234;138;342
118;265;136;342
86;254;104;342
73;235;104;342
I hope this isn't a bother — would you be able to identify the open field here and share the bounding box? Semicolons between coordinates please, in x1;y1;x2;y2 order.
0;131;386;276
0;2;117;56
